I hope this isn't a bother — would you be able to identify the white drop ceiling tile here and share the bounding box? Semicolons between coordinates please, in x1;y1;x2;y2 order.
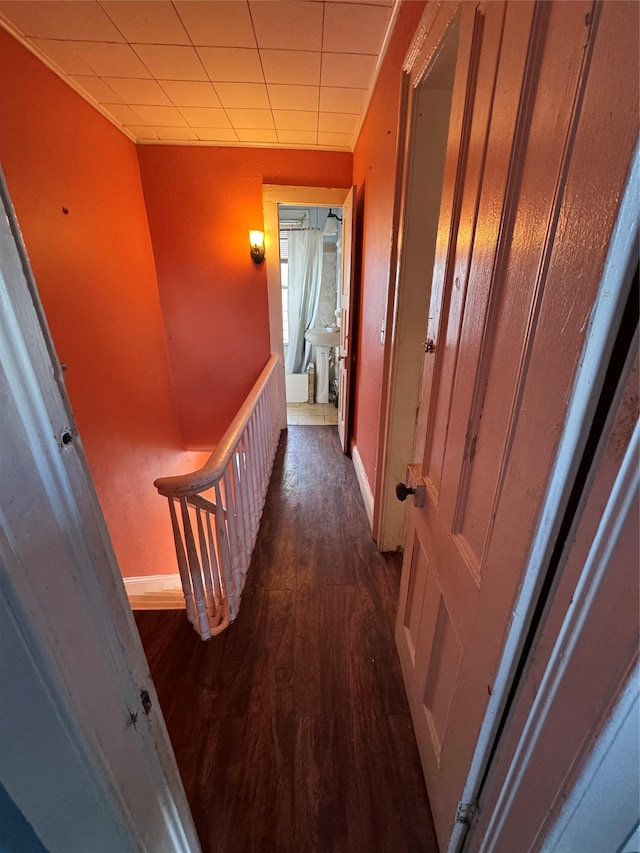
319;86;365;114
249;2;322;52
133;44;207;81
323;2;391;55
235;128;278;144
70;75;124;104
124;125;160;140
272;110;317;132
154;127;199;141
260;50;320;86
213;82;269;109
267;84;319;111
66;41;152;78
160;81;222;108
30;39;98;76
317;131;353;148
103;103;144;125
195;128;239;142
103;77;172;106
175;1;256;48
318;112;358;134
101;2;190;45
0;1;124;42
277;130;318;146
197;47;263;83
179;107;231;129
226;109;275;130
321;52;376;89
133;105;188;126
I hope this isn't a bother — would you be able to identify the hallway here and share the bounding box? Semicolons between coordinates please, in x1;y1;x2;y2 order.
135;426;438;853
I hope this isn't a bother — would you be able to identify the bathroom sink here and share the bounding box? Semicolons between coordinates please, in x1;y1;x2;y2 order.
305;328;340;347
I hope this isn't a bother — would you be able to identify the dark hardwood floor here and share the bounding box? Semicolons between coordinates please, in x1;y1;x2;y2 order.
135;426;438;853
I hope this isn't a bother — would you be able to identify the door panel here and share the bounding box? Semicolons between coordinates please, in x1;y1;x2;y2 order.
395;0;638;848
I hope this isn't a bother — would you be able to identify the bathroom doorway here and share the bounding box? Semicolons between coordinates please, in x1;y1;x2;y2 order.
262;184;355;441
278;204;342;425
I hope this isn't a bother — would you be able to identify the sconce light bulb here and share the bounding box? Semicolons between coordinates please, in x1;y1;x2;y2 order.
249;230;265;265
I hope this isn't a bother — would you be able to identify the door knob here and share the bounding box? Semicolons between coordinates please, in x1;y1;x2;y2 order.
396;482;416;502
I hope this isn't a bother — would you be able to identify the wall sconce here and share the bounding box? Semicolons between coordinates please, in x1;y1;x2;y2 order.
249;230;265;264
323;208;342;237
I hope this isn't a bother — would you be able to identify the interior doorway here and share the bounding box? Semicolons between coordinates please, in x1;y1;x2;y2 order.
374;17;458;550
262;185;353;434
278;205;342;426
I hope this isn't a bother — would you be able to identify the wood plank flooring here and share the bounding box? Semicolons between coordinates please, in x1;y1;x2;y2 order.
135;426;438;853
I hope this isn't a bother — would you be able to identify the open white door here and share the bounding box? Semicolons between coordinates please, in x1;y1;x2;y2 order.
0;175;200;851
394;2;638;849
337;185;356;452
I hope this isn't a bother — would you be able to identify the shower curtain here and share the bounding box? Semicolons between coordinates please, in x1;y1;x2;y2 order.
285;228;324;375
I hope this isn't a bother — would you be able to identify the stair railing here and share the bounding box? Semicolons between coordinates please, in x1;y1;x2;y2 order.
154;355;281;639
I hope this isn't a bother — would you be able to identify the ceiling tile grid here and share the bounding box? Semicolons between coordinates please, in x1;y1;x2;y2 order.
0;0;397;150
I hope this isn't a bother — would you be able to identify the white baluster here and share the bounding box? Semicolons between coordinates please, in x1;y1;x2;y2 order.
168;498;196;627
214;481;236;621
195;504;217;621
205;512;223;613
179;498;211;640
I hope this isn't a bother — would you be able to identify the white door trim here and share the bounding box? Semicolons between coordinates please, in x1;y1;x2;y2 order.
450;143;639;852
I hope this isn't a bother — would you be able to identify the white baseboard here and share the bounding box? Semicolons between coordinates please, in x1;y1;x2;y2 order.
123;573;181;595
351;444;374;530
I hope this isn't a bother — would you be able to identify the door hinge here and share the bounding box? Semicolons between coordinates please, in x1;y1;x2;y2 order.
455;799;480;827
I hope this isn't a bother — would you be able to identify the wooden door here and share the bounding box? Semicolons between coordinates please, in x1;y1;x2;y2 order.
395;1;639;848
337;185;356;452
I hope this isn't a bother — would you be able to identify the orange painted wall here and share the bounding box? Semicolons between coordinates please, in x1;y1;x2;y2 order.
352;0;427;489
0;29;208;578
137;145;352;449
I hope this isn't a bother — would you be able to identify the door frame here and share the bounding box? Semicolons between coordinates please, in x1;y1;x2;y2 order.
373;1;459;550
453;143;639;852
0;173;200;850
262;184;353;430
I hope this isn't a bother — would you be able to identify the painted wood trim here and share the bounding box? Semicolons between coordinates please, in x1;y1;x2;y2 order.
351;444;374;530
124;574;182;594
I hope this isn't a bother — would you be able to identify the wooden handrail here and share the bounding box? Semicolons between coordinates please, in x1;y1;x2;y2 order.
154;355;279;497
154;354;282;639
